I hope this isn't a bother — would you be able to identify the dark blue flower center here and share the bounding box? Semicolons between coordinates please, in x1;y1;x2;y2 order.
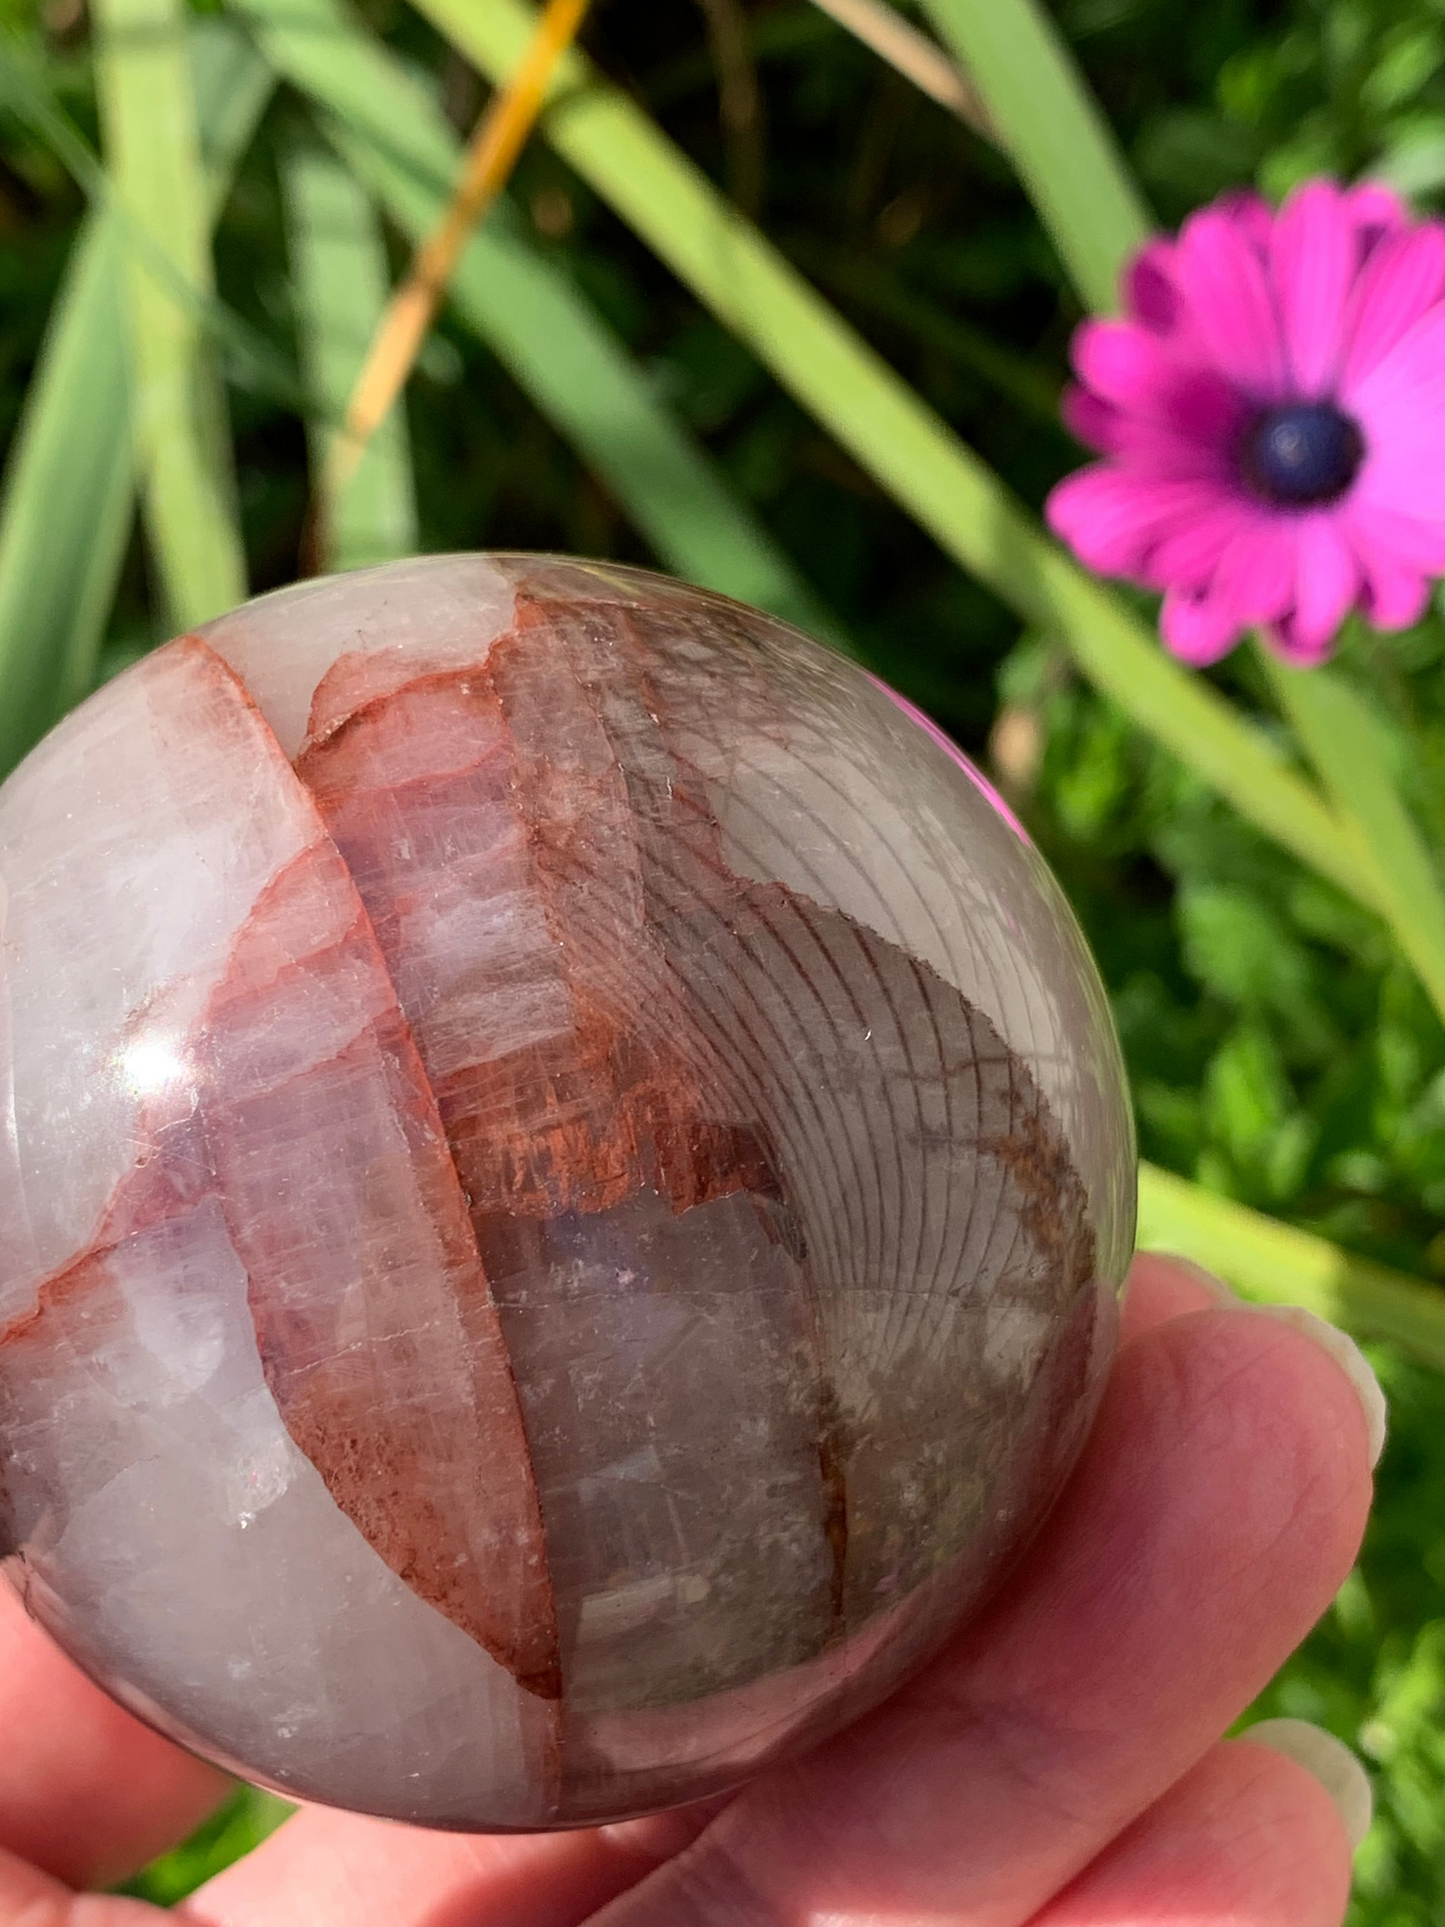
1240;402;1364;507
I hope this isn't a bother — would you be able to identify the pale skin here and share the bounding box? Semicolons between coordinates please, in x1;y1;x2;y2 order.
0;1253;1374;1927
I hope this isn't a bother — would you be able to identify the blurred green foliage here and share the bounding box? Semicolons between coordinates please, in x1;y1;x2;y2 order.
1025;611;1445;1914
5;0;1445;1915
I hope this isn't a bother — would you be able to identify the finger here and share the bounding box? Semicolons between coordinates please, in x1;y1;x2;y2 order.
1120;1250;1233;1344
587;1300;1375;1927
1028;1736;1356;1927
1126;1260;1386;1472
186;1800;718;1927
0;1841;164;1924
0;1579;230;1889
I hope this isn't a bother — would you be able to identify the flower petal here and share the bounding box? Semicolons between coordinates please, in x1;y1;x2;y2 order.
1174;205;1289;401
1061;386;1124;454
1142;497;1259;594
1358;551;1430;630
1339;222;1445;394
1157;367;1253;460
1349;306;1445;517
1123;238;1184;335
1071;319;1170;410
1045;467;1222;578
1160;586;1246;664
1099;418;1235;480
1351;425;1445;522
1350;299;1445;420
1068;324;1249;475
1263;617;1340;667
1272;179;1354;397
1212;519;1299;628
1217;190;1275;260
1339;495;1445;576
1345;180;1410;246
1288;513;1360;654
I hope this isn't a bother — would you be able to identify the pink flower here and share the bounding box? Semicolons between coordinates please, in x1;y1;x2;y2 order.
1046;180;1445;666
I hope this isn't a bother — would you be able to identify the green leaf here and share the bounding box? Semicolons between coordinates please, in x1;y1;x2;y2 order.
1203;1021;1293;1170
1176;882;1319;1020
93;0;246;627
236;0;845;645
1138;1160;1445;1373
192;19;276;219
797;244;1064;428
281;144;419;572
0;42;315;420
0;23;269;772
398;0;1374;909
0;215;132;772
915;0;1153;314
1264;651;1445;1032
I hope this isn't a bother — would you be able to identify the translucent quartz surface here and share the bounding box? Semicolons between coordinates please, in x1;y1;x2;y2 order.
0;557;1135;1828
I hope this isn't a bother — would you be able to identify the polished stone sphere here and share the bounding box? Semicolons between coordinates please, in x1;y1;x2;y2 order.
0;556;1134;1830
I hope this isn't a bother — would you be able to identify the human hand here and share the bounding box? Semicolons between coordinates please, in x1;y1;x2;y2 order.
0;1252;1381;1927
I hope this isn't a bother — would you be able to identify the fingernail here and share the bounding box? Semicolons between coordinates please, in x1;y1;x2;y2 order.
1239;1717;1373;1851
1247;1304;1388;1470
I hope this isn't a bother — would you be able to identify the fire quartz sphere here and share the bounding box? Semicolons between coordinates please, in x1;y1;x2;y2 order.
0;554;1134;1830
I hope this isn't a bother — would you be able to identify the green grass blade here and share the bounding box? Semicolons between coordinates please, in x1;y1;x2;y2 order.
1137;1161;1445;1372
281;145;418;571
93;0;246;628
799;244;1064;428
1264;650;1445;1029
0;42;314;420
339;137;846;642
395;0;1374;907
916;0;1152;314
235;0;844;644
193;18;275;224
0;25;269;771
0;214;133;771
450;207;846;643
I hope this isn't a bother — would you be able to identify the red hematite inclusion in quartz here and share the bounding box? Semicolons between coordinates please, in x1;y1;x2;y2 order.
0;556;1135;1830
